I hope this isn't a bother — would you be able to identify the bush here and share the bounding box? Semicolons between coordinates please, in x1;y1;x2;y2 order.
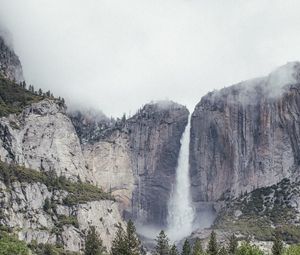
0;231;30;255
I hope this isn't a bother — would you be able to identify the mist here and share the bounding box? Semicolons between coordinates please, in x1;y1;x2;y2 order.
1;1;300;117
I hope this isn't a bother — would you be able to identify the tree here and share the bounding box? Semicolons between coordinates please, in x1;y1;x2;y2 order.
38;88;43;96
111;223;127;255
236;242;263;255
84;226;106;255
169;244;179;255
228;234;238;255
192;238;203;255
207;231;218;255
126;219;141;255
272;232;283;255
218;247;228;255
182;239;191;255
285;245;300;255
155;230;170;255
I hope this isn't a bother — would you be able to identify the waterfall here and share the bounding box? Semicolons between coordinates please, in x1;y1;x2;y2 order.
167;115;195;242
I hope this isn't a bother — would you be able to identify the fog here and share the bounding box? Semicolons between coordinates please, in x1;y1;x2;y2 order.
1;0;300;117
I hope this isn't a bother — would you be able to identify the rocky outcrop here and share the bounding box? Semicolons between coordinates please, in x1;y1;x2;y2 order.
190;62;300;203
0;35;23;82
0;179;123;251
0;99;89;181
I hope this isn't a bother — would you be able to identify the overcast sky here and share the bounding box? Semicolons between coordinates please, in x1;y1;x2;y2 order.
0;0;300;117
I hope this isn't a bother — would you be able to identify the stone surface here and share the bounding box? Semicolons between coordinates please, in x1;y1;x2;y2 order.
190;62;300;203
0;35;23;82
0;99;89;180
0;179;123;252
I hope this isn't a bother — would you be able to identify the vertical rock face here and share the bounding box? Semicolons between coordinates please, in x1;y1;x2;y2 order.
0;99;88;181
190;62;300;203
0;35;23;82
71;101;189;226
128;102;189;226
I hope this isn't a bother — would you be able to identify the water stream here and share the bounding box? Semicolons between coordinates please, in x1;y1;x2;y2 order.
167;115;195;242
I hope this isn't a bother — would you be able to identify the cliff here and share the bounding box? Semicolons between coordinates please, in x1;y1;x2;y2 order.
0;35;23;82
190;62;300;203
71;101;189;226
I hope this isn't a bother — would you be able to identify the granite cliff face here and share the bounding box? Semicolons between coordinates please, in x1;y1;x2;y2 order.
71;102;189;226
190;62;300;203
0;35;23;82
0;99;88;181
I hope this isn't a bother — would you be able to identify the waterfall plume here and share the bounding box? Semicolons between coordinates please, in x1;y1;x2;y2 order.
167;115;195;242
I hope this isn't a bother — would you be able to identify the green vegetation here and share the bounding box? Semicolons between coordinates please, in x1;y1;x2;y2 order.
207;231;218;255
0;74;65;117
0;231;30;255
0;161;113;205
55;215;79;229
84;226;107;255
0;75;43;117
182;239;191;255
28;242;80;255
111;220;143;255
192;238;203;255
214;179;300;243
154;230;170;255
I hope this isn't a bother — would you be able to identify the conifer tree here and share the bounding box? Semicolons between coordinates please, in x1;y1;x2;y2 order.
218;247;228;255
182;239;191;255
169;244;179;255
84;226;106;255
227;234;238;255
155;230;170;255
126;219;141;255
272;232;283;255
207;231;218;255
111;223;127;255
192;238;203;255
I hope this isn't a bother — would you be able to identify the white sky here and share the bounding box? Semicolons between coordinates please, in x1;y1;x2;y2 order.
0;0;300;117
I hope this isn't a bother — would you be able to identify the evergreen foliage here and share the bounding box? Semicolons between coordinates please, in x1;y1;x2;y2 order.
0;231;29;255
155;231;170;255
207;231;218;255
169;244;179;255
192;238;203;255
181;239;191;255
111;221;142;255
272;233;284;255
236;242;264;255
84;226;106;255
218;247;228;255
227;234;238;255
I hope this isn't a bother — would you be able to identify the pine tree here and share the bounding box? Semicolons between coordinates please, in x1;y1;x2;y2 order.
126;219;141;255
207;231;218;255
218;247;228;255
169;244;179;255
227;234;238;255
272;232;283;255
111;223;127;255
182;239;191;255
192;238;203;255
84;226;106;255
155;230;170;255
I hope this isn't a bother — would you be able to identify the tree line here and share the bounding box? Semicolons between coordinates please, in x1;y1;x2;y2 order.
84;220;300;255
18;80;65;104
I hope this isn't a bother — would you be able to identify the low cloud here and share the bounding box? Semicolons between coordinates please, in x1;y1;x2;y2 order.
1;0;300;117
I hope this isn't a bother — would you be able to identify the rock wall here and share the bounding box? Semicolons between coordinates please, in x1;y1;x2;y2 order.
0;35;23;82
0;99;89;181
0;180;123;251
190;62;300;203
73;102;189;226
